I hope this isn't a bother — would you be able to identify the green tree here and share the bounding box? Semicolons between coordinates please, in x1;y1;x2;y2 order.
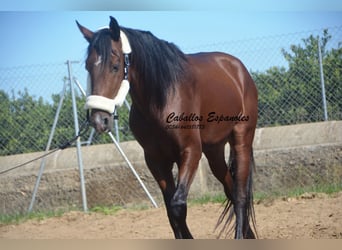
252;66;288;126
254;29;341;127
0;91;15;155
0;89;53;155
281;30;330;122
323;42;342;120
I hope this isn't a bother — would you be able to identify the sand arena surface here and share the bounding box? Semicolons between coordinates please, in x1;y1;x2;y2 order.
1;192;341;239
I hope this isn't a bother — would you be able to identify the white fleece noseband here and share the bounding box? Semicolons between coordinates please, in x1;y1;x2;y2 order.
85;29;131;114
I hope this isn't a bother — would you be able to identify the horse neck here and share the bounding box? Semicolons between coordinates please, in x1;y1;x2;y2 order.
129;73;154;114
129;80;165;121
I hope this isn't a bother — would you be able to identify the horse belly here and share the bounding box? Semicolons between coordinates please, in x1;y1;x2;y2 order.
199;87;241;145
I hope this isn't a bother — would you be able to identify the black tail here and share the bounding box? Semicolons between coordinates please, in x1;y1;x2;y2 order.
246;152;257;238
215;149;257;238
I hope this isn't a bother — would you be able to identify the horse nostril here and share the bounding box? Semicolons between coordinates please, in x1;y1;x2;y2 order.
91;111;112;133
103;117;109;126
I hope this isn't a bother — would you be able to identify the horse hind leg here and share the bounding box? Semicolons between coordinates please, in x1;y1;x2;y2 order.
230;133;257;239
204;145;235;238
205;144;256;239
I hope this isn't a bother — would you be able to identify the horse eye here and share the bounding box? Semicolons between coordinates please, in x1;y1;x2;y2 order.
112;64;120;73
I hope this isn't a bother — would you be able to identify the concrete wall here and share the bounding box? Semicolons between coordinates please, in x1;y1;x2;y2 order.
0;121;341;214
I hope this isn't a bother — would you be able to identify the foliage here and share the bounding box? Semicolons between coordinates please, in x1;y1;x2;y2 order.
0;209;65;226
254;29;342;127
0;89;53;155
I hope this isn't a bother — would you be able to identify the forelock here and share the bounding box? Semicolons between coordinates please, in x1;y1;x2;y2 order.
88;29;113;68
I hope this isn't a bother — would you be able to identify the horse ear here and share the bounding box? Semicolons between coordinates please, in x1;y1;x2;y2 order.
109;16;120;41
76;20;93;43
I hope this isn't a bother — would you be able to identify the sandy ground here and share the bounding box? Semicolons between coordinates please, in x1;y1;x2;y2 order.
1;192;341;239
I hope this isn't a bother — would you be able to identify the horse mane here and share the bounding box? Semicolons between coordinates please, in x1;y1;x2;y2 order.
87;26;188;109
120;27;188;109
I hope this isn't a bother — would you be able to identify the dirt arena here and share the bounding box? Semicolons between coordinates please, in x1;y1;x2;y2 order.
1;192;341;239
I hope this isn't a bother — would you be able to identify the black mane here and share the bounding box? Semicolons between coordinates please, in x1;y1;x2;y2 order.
121;27;188;109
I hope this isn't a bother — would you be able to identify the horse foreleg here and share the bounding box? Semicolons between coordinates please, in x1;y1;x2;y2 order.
168;145;202;239
144;152;194;239
167;182;192;238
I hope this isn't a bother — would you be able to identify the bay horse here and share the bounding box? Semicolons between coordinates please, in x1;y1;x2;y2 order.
77;16;258;239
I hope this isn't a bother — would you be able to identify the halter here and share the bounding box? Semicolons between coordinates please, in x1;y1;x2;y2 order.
85;30;131;114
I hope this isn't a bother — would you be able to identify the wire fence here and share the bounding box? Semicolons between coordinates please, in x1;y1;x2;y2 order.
1;26;341;156
0;26;341;215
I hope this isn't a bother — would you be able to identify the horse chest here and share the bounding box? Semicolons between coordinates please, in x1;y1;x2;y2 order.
129;105;178;159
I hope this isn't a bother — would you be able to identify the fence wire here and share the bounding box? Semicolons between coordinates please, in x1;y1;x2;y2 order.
1;26;341;156
0;26;341;215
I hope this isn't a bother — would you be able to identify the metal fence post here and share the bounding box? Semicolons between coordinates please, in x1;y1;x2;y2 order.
66;60;88;212
318;36;328;121
28;78;68;213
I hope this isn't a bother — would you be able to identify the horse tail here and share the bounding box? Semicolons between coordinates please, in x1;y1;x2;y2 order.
247;150;257;238
215;149;257;238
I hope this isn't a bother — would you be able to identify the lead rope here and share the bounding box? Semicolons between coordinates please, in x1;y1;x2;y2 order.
0;120;90;175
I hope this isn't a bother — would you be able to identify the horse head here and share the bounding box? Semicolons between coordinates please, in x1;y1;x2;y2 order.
77;16;131;133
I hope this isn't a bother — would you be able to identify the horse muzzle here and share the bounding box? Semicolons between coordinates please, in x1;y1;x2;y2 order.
89;110;113;133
